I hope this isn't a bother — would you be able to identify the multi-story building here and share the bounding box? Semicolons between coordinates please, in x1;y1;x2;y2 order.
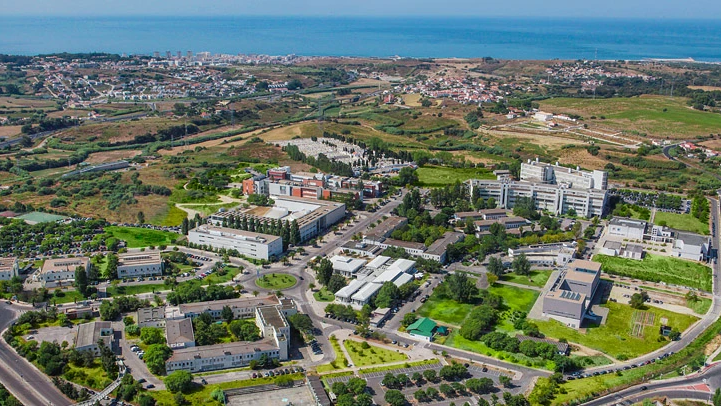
117;252;163;279
38;257;90;287
188;224;283;261
541;259;602;329
177;296;281;320
607;217;647;240
208;196;345;244
474;216;529;232
508;242;575;267
673;232;711;262
166;318;195;349
137;307;168;328
0;257;19;281
335;257;417;308
520;158;607;191
466;178;608;218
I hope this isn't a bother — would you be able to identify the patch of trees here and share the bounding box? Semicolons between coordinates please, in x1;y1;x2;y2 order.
620;156;685;170
100;296;151;320
0;383;23;406
691;193;710;223
144;344;172;375
464;108;484;129
52;377;90;402
283;144;355;177
331;377;372;406
166;280;238;305
21;117;79;135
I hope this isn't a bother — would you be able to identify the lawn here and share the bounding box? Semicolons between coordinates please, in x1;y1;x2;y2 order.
104;226;180;248
688;297;712;315
150;373;305;406
593;253;712;291
313;287;335;302
316;335;349;373
443;330;555;370
536;301;697;360
539;96;721;139
416;294;475;326
343;340;407;367
202;266;241;285
255;273;297;290
63;361;113;391
415;165;495;187
654;212;709;235
501;270;553;288
47;289;86;305
487;284;540;332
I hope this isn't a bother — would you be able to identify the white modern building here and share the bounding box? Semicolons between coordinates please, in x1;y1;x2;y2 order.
607;217;647;240
330;255;367;277
38;257;90;287
508;242;575;267
177;296;281;320
672;232;712;262
75;321;114;356
117;251;163;278
334;257;417;308
520;158;607;191
0;257;19;281
188;225;283;261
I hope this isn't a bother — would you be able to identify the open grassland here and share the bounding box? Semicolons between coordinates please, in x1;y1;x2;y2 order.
536;301;697;360
653;212;709;235
415;165;495;187
343;340;408;367
539;96;721;138
594;253;712;291
0;125;22;137
501;270;553;288
0;96;57;109
104;226;180;248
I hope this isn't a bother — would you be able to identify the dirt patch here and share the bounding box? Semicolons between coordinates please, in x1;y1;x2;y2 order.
85;149;141;164
688;86;721;91
0;125;22;138
704;335;721;356
557;149;611;170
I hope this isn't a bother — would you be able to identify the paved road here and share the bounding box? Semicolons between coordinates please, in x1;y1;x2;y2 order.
0;303;72;406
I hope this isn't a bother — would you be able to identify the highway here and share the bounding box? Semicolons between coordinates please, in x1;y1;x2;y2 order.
0;303;72;406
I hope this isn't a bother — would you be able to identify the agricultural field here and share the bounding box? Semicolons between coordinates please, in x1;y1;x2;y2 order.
593;253;712;291
104;226;180;248
415;165;495;187
539;96;721;139
343;340;407;367
536;301;697;360
653;212;709;235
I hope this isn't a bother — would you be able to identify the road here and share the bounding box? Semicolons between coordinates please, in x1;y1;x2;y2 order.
0;303;72;406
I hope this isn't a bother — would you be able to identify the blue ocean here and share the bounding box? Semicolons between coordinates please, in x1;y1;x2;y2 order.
1;16;720;61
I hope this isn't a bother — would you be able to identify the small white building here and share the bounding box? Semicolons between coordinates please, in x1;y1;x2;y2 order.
330;255;367;278
533;111;554;122
39;257;90;287
0;257;19;281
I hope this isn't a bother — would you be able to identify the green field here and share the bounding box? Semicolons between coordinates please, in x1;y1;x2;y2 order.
16;211;69;223
317;335;349;373
202;266;241;285
536;301;697;360
415;165;495;187
47;289;86;305
443;330;555;370
487;284;540;332
594;253;712;291
313;287;335;302
416;293;476;326
104;226;180;248
688;297;712;315
501;270;553;288
653;212;709;235
539;96;721;138
63;361;113;391
343;340;407;367
107;283;165;296
255;273;297;290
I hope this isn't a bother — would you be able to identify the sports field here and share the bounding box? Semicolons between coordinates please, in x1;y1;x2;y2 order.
104;226;180;248
594;253;712;291
415;165;495;187
17;211;69;224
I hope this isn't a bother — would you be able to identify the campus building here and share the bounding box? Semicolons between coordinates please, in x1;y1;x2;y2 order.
673;232;712;261
75;321;114;356
606;217;673;242
507;242;576;267
0;257;19;281
362;220;464;264
166;318;195;349
208;196;345;244
176;296;281;320
541;259;602;329
38;257;91;287
117;251;163;278
330;255;367;277
188;224;283;261
520;158;607;191
334;257;417;308
137;307;168;328
466;178;609;218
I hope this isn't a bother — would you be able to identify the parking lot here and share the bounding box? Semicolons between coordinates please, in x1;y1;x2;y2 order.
30;325;76;347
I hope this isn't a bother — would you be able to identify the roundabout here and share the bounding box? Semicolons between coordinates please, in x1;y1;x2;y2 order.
255;273;298;290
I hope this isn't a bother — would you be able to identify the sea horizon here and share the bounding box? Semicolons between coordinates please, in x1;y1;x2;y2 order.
1;16;721;61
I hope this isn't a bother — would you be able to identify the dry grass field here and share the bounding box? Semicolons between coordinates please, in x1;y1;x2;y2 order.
84;149;142;164
0;97;56;109
0;126;22;138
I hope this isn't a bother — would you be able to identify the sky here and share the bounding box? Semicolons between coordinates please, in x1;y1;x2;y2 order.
3;0;720;19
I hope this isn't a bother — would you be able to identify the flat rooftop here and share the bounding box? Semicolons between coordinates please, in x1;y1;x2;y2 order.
364;216;407;240
190;224;281;244
609;217;647;229
137;307;165;323
257;306;287;329
118;251;162;266
546;289;586;303
167;340;278;363
41;257;90;274
179;296;279;314
0;257;17;271
568;259;602;273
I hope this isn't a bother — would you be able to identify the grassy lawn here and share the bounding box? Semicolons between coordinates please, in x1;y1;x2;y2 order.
313;287;335;302
202;266;241;285
654;212;709;235
487;284;540;332
150;373;304;406
536;301;697;360
501;270;553;288
107;283;165;296
158;205;188;227
255;273;297;290
358;359;439;374
316;335;349;373
688;297;712;315
104;226;180;248
415;165;495;187
416;294;475;326
48;289;86;304
594;253;712;291
343;340;407;367
63;361;113;391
